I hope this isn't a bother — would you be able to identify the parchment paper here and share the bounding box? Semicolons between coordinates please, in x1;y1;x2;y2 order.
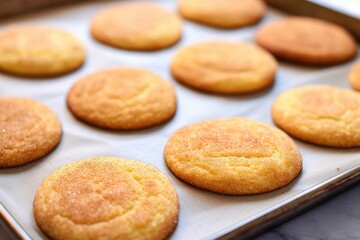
0;1;359;239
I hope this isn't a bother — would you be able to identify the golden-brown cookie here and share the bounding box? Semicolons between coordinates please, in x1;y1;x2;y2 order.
272;85;360;147
170;41;277;94
67;68;177;130
179;0;266;28
33;157;179;240
256;17;357;65
0;98;61;167
349;61;360;91
164;118;302;195
91;3;182;50
0;25;85;77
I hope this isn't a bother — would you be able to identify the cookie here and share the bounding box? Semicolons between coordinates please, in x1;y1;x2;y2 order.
33;157;179;240
91;3;182;51
179;0;266;28
272;85;360;147
170;41;277;94
349;61;360;91
256;17;357;65
0;25;85;77
164;118;302;195
0;98;61;167
67;68;177;130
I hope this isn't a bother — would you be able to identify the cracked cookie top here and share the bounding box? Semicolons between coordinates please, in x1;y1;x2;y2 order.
272;85;360;147
33;157;179;240
67;67;177;130
0;97;61;167
164;118;302;195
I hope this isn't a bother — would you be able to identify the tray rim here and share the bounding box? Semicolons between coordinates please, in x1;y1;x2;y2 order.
0;204;31;240
1;1;360;239
212;163;360;239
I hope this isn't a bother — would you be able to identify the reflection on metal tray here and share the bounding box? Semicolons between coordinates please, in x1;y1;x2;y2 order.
0;1;360;240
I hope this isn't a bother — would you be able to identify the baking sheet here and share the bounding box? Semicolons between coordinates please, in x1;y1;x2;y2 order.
0;0;360;239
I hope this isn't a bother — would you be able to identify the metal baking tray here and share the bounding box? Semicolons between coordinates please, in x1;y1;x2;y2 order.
0;1;360;239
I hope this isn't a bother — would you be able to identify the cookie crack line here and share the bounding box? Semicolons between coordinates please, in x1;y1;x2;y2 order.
185;128;281;160
286;99;355;124
45;178;145;226
94;187;136;210
54;212;122;227
175;135;285;173
192;58;255;74
173;149;281;172
52;191;166;229
102;82;151;102
48;192;143;227
201;151;278;160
